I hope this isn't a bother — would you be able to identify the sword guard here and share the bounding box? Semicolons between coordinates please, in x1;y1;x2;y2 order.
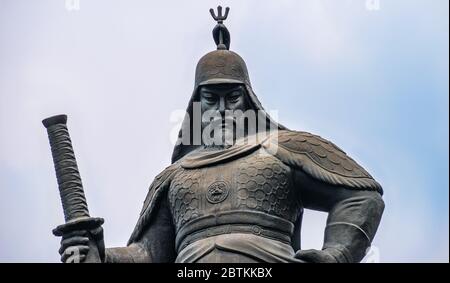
53;217;104;236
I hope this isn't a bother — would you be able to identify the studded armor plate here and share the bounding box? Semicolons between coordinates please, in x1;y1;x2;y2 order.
168;149;302;233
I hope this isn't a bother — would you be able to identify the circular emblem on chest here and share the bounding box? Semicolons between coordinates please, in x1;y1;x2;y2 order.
206;181;230;204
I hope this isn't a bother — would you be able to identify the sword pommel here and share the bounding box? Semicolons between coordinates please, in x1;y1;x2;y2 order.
42;114;67;128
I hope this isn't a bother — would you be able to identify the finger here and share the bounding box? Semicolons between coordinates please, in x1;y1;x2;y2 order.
61;246;89;263
62;253;86;263
295;255;318;263
61;245;90;263
295;249;317;257
295;250;322;263
296;249;336;263
59;237;89;254
63;254;86;263
61;230;88;240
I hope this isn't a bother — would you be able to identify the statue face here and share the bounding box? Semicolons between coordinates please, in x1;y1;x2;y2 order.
199;83;247;113
199;83;248;146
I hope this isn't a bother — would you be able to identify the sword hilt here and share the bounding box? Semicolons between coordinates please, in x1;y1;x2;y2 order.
43;114;89;222
43;114;104;263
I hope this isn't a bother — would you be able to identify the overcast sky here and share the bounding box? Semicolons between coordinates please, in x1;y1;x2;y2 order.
0;0;448;262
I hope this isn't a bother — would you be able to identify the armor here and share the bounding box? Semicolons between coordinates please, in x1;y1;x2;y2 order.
169;148;302;254
128;130;383;262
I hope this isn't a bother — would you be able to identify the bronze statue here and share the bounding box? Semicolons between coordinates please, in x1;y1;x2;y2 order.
47;6;384;263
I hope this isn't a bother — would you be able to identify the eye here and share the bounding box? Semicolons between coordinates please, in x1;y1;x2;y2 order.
228;91;241;103
203;95;217;104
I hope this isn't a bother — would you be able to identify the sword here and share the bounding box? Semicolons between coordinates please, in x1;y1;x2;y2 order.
42;114;104;263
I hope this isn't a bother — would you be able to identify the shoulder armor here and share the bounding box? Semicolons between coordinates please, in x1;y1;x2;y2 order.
128;163;180;245
262;130;382;194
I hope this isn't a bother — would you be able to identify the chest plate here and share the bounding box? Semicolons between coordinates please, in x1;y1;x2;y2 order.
168;149;301;233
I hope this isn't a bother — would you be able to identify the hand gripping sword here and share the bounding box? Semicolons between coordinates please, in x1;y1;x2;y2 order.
42;114;104;263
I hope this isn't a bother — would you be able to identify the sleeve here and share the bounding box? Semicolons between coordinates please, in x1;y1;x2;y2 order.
262;130;382;194
262;130;384;262
296;169;384;262
105;195;176;263
103;164;179;263
128;164;179;244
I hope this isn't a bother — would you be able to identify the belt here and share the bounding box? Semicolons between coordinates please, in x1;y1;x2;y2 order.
178;223;292;253
175;210;295;253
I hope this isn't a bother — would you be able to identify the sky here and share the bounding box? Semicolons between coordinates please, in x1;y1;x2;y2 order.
0;0;448;263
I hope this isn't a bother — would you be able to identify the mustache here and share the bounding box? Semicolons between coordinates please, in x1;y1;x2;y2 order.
203;116;237;128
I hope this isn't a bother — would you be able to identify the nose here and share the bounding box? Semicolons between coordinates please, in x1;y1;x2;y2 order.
219;97;226;117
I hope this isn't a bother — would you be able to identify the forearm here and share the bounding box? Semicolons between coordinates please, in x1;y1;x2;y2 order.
323;191;384;262
105;243;151;263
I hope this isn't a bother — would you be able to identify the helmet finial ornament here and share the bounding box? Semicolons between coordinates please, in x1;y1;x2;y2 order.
210;6;231;50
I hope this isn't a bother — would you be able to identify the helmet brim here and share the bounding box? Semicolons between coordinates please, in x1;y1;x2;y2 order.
198;78;245;86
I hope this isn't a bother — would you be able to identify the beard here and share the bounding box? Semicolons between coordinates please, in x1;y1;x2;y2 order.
201;116;238;148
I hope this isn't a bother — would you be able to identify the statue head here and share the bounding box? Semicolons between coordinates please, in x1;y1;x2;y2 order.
171;6;287;163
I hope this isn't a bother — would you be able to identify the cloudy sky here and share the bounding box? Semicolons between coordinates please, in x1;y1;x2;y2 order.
0;0;448;262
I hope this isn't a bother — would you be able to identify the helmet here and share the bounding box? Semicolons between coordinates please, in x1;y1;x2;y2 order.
195;50;251;88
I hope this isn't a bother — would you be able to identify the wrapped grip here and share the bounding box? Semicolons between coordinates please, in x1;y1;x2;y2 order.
43;114;89;222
